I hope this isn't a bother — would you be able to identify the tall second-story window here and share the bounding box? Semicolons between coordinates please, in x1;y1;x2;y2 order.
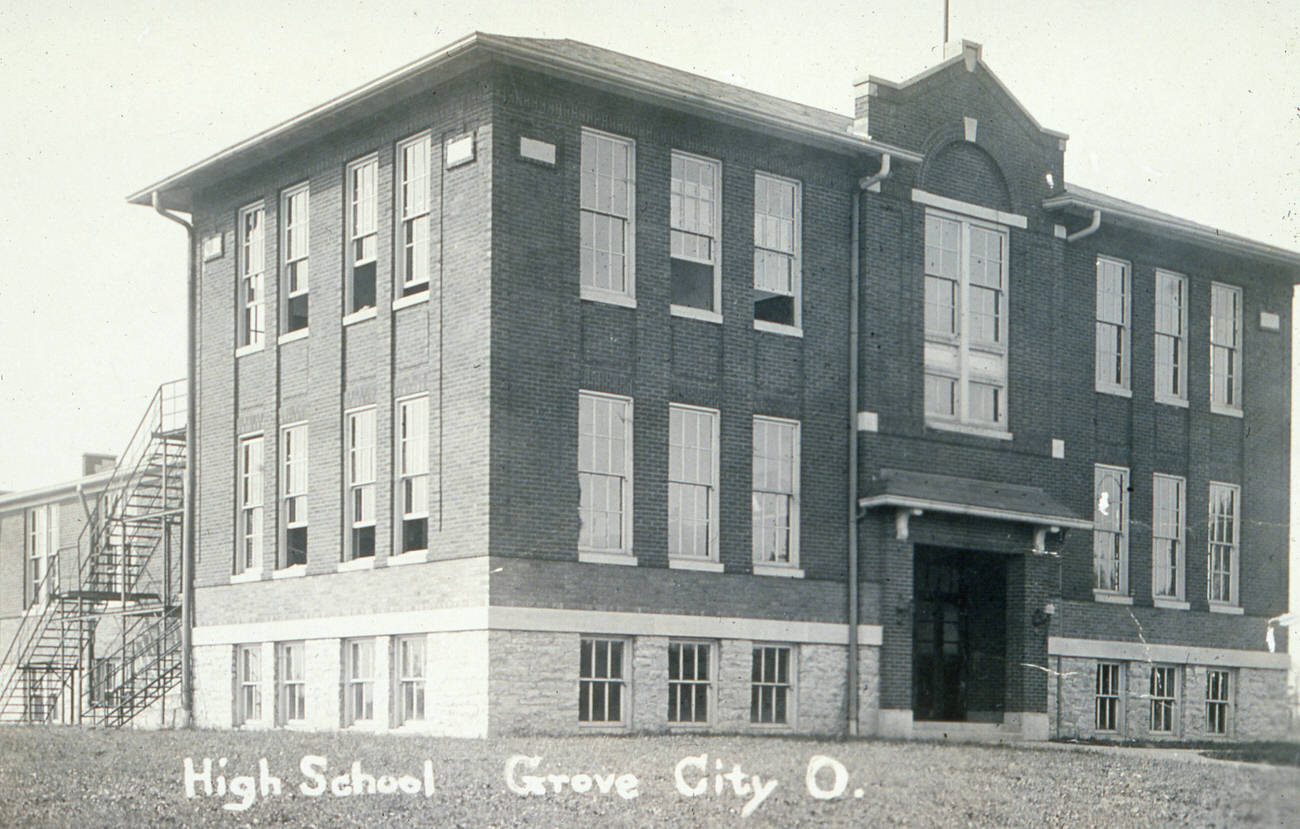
281;423;308;568
237;435;264;574
25;504;57;607
1207;481;1240;607
1152;473;1185;602
670;151;721;317
753;172;800;329
346;156;378;314
1210;283;1243;414
923;210;1008;432
1093;464;1129;596
397;133;431;297
668;404;719;563
1095;256;1130;395
579;128;635;304
281;184;309;334
397;395;430;553
1154;269;1187;405
345;408;376;559
238;203;266;349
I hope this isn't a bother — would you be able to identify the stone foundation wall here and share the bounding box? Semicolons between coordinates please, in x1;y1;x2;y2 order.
1050;654;1287;741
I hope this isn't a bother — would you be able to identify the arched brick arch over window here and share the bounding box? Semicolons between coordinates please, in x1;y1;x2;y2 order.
920;141;1012;213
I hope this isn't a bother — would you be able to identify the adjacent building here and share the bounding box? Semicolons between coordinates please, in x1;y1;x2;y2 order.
7;33;1294;739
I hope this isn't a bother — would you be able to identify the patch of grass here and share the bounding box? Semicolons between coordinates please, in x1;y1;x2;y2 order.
1057;736;1300;768
0;727;1296;827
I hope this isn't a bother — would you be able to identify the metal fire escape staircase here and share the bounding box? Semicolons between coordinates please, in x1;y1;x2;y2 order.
0;380;186;726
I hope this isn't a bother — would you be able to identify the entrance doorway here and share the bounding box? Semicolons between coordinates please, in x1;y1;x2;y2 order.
912;546;1007;722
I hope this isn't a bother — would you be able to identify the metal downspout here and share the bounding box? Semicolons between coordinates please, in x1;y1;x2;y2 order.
151;191;196;728
847;188;861;736
848;154;891;737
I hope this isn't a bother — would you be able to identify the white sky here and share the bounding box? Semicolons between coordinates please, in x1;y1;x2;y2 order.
0;0;1296;492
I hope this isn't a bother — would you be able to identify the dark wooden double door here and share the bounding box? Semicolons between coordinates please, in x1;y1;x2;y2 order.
912;547;1007;722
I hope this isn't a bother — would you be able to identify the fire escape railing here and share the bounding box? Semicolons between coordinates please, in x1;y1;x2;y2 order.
0;379;186;726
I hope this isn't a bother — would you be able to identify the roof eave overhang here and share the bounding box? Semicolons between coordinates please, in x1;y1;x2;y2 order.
1044;193;1300;270
129;33;922;211
0;470;114;512
858;493;1092;530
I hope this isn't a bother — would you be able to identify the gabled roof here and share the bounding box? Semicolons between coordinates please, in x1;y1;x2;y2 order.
861;40;1068;142
128;33;919;210
859;468;1090;530
1045;184;1300;269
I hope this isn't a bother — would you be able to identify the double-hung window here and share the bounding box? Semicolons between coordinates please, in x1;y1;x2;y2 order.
281;424;308;568
277;641;305;724
397;133;431;297
236;644;261;724
238;203;266;349
1093;464;1129;596
344;638;375;726
346;155;378;314
752;417;799;570
578;392;633;557
237;435;264;574
923;210;1008;432
750;645;793;725
396;636;426;725
1095;256;1130;394
396;395;430;554
1152;474;1185;602
578;637;625;724
1149;665;1177;734
1154;269;1187;404
1206;669;1231;735
579;128;635;304
1095;663;1121;732
670;151;721;317
1210;282;1243;413
753;172;800;329
281;184;309;334
1207;482;1240;607
345;408;377;559
667;641;711;725
24;504;57;607
668;404;719;564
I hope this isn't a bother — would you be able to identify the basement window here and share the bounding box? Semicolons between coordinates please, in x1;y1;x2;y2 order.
346;155;378;314
668;641;713;725
276;642;306;724
753;172;801;330
344;638;375;726
670;151;721;318
281;183;309;334
750;645;793;725
579;637;626;724
1206;669;1231;735
236;644;262;724
396;636;426;724
1095;663;1122;732
1149;665;1178;734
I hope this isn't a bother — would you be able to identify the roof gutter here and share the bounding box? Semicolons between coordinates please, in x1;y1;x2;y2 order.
846;154;891;737
1066;209;1101;242
152;191;197;728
